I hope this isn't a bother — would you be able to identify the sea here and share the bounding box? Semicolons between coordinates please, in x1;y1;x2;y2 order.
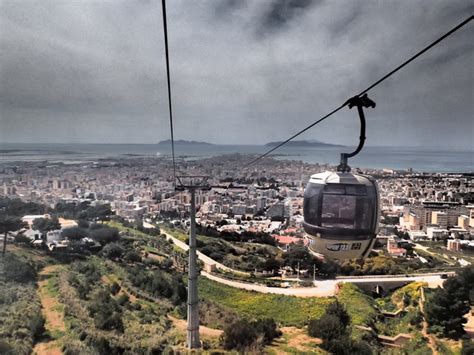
0;143;472;173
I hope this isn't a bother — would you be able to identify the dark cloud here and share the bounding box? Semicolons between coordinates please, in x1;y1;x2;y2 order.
257;0;319;36
213;0;245;17
0;0;472;149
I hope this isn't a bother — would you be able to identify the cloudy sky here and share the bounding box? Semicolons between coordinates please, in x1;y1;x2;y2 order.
0;0;473;149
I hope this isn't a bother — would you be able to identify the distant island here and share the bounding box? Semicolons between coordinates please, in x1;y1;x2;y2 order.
265;139;345;147
157;139;214;146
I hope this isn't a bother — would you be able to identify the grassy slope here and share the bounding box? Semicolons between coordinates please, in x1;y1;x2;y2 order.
336;283;379;326
199;277;332;327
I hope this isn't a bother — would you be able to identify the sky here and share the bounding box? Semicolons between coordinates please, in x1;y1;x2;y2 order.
0;0;473;149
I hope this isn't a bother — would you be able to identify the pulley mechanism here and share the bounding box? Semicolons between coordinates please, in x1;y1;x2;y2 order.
337;94;376;172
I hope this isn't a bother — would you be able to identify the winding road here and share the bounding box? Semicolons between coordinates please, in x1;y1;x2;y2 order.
161;231;450;297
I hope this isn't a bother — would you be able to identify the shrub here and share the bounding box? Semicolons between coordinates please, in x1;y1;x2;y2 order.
110;282;121;295
101;243;124;260
123;250;142;263
325;300;351;328
308;314;346;341
221;318;281;351
221;319;258;351
29;313;46;341
4;254;37;283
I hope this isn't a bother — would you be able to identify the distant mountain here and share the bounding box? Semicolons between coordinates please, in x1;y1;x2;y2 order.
157;139;214;146
265;139;345;147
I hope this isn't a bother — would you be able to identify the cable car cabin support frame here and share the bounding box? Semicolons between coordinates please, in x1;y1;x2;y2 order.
303;94;380;260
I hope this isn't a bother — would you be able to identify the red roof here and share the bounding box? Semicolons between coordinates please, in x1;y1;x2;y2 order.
272;235;308;246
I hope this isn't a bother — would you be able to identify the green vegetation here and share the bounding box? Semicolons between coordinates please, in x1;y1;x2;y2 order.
399;332;432;355
221;318;282;352
425;266;474;339
32;217;61;236
198;277;331;327
59;257;177;353
307;300;372;355
336;283;379;326
0;253;45;354
3;253;37;283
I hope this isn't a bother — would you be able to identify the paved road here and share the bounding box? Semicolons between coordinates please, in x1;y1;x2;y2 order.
160;231;450;297
202;271;337;297
202;272;448;297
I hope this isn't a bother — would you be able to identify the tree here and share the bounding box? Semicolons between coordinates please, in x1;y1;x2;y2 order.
32;217;61;238
461;339;474;355
0;214;26;256
283;244;319;271
253;318;282;345
85;204;112;221
221;318;281;351
308;314;346;341
88;289;124;332
4;254;37;283
14;233;31;245
123;250;142;263
89;226;119;245
101;243;124;260
61;227;89;241
425;266;473;339
325;300;351;328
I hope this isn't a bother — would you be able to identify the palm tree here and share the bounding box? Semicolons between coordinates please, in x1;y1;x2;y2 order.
0;214;26;256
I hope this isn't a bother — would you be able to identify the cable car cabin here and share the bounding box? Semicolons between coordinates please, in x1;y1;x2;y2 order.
303;171;380;260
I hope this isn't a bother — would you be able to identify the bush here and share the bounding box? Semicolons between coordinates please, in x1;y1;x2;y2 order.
123;250;142;263
4;254;37;283
253;318;282;344
221;319;258;351
61;227;89;241
425;266;473;339
325;300;350;328
308;314;346;341
461;339;474;355
221;318;281;351
89;226;119;245
110;282;121;295
29;313;46;341
88;289;124;332
101;243;124;260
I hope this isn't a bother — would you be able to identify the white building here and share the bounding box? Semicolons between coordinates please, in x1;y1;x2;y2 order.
426;227;449;240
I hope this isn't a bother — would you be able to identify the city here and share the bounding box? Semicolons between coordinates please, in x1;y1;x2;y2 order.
1;153;473;353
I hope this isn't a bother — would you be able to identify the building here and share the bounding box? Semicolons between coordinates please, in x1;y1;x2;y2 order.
432;211;448;228
426;227;449;240
387;237;407;257
447;239;461;252
468;206;474;228
408;230;428;241
458;215;470;230
267;203;284;219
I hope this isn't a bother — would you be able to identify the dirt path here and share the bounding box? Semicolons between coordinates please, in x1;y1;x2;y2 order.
33;264;66;355
266;327;322;354
169;315;223;338
465;309;474;339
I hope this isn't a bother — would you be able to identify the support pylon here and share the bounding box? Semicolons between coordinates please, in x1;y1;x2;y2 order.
186;187;200;349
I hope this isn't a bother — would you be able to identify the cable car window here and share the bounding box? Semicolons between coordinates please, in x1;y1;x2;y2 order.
323;185;346;194
304;184;323;225
321;194;372;229
345;186;367;195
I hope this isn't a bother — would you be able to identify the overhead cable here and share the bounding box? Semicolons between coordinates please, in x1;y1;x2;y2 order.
161;0;177;184
245;15;473;168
